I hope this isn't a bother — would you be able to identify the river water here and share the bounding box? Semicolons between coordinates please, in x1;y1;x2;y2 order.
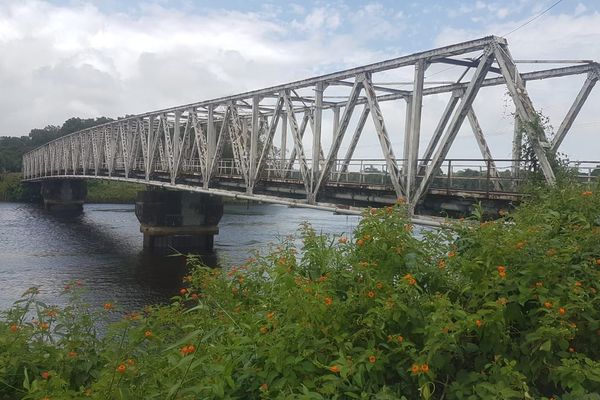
0;202;360;312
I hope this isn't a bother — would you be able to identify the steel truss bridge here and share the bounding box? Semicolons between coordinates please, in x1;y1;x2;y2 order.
22;36;599;220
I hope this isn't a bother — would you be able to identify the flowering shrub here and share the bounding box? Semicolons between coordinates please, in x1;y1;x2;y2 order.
1;183;599;399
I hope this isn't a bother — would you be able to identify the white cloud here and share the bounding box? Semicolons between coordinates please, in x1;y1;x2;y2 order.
0;1;392;136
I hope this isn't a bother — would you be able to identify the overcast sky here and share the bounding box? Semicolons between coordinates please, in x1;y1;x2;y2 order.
1;0;599;161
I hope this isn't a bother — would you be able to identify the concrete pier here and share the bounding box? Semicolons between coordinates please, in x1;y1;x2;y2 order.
135;190;223;253
40;179;87;212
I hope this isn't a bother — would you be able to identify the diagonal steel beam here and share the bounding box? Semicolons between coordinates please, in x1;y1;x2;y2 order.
312;77;362;199
550;72;598;153
467;108;502;191
493;43;555;184
337;105;370;181
363;74;405;199
413;47;495;207
283;91;311;193
254;95;284;183
420;90;462;168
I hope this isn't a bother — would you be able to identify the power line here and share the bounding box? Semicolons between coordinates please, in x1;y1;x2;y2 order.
425;0;567;80
503;0;566;36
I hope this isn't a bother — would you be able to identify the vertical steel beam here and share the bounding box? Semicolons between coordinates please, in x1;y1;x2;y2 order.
511;82;524;183
406;59;427;200
248;96;260;193
280;113;288;175
550;73;598;153
402;96;412;183
310;82;325;202
205;105;216;188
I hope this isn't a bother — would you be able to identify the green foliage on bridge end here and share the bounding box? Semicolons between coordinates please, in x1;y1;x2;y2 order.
1;182;600;399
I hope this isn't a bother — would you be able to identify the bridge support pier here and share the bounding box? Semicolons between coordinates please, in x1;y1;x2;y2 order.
40;179;87;212
135;190;223;254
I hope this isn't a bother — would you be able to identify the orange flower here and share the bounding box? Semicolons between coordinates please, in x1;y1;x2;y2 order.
356;239;365;247
568;347;576;353
368;355;376;363
376;282;383;289
497;266;506;274
559;307;566;316
476;319;483;328
116;364;127;374
411;364;420;374
404;224;413;233
127;359;135;366
9;324;18;333
103;303;113;311
397;335;404;343
447;251;456;258
338;236;348;244
191;293;199;300
574;281;582;287
596;259;600;266
498;271;506;279
259;326;269;334
40;371;50;380
324;297;333;306
437;259;446;269
581;191;593;197
179;288;188;296
319;275;328;282
546;248;557;256
370;208;378;215
367;291;376;298
535;281;543;288
403;274;417;285
260;383;268;391
329;365;340;373
46;310;58;318
544;302;553;309
38;322;49;331
267;311;275;320
144;330;153;338
420;363;430;373
67;351;77;358
180;344;196;356
515;241;526;250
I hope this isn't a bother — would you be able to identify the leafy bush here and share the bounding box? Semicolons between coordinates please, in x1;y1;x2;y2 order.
1;184;600;399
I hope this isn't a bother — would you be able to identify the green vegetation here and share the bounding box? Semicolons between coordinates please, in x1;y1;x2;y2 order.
86;180;143;204
1;183;600;399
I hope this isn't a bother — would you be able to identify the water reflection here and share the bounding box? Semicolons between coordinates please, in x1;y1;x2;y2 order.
0;202;360;313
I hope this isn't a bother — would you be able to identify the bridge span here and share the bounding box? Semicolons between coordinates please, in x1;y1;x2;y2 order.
21;36;599;252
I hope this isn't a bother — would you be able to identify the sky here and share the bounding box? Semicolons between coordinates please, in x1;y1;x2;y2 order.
1;0;599;161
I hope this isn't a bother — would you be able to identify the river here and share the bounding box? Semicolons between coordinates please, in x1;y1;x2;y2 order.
0;202;360;312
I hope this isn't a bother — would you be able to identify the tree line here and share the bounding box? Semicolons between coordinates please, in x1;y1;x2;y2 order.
0;117;114;173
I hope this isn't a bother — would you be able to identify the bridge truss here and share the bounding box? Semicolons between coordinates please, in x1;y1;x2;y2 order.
22;36;599;215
